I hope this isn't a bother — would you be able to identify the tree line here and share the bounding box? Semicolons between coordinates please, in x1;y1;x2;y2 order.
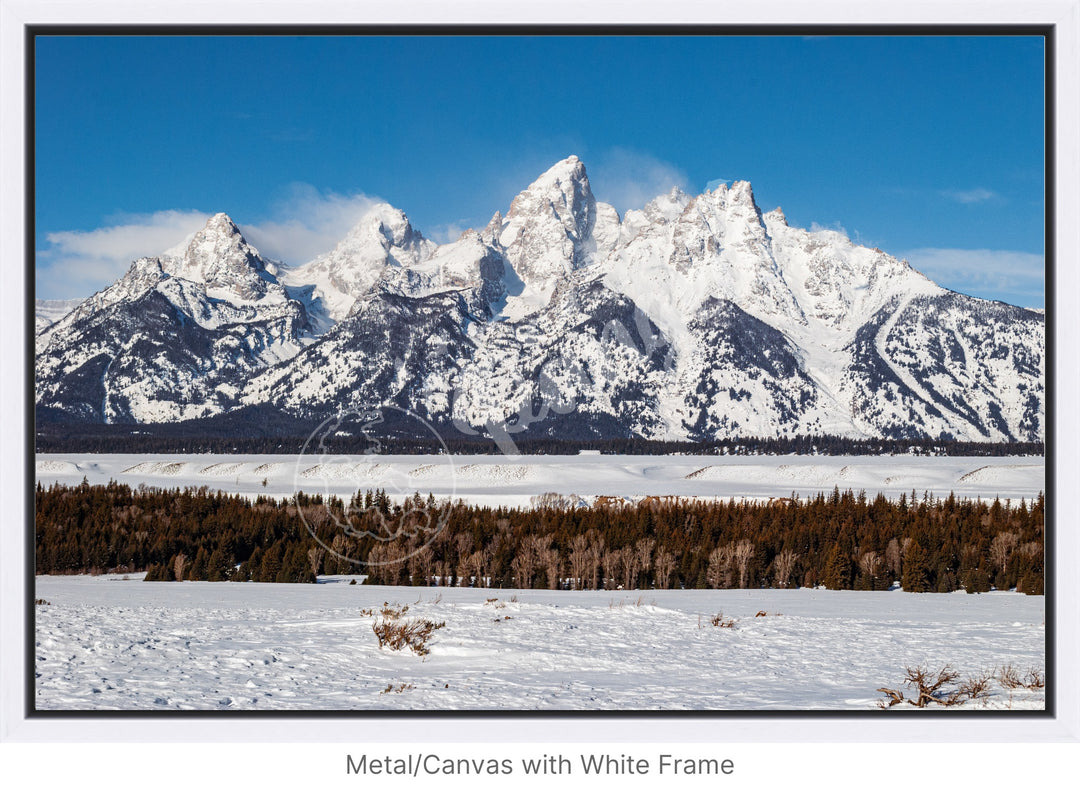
35;480;1044;595
35;412;1045;455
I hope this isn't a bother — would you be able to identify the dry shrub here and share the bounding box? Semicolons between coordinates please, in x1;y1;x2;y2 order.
878;663;1041;709
997;664;1023;689
1023;667;1045;689
877;665;969;708
372;617;446;656
957;672;993;704
360;601;414;619
709;612;737;629
34;598;50;606
380;683;415;694
903;665;968;707
379;601;410;620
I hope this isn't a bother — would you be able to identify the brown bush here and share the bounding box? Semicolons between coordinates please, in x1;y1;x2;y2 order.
372;617;446;656
997;664;1023;689
878;663;1041;709
1023;667;1045;689
708;612;736;629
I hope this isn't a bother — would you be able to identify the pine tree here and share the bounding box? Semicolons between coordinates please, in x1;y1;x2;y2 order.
901;540;930;593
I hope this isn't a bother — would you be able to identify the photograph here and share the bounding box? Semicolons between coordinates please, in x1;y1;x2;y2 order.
24;26;1054;719
6;0;1080;789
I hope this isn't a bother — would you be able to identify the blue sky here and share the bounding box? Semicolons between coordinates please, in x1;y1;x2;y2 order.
35;34;1046;307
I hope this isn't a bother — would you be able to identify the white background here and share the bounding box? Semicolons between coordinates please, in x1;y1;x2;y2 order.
2;0;1077;790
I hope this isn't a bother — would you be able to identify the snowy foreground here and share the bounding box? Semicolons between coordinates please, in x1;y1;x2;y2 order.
34;575;1045;711
35;453;1045;508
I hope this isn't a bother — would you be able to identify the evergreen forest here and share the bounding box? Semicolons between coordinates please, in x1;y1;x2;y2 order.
35;475;1045;591
34;480;1045;595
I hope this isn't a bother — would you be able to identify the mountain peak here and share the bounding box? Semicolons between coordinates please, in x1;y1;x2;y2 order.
767;207;787;225
547;153;584;174
517;155;590;198
183;212;250;258
205;211;241;233
342;202;422;250
500;157;598;287
169;213;276;301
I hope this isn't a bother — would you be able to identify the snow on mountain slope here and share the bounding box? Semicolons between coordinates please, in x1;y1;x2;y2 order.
35;157;1045;442
35;214;311;423
494;156;612;321
282;203;436;327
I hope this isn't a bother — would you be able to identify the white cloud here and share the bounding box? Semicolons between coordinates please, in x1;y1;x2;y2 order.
941;188;1000;204
426;222;468;245
241;184;382;264
809;221;850;238
35;186;386;299
900;247;1044;307
37;210;212;300
588;148;690;214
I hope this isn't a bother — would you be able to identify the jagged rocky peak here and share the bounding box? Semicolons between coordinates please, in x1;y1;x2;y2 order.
123;255;168;290
499;155;598;284
481;211;503;245
283;201;437;323
321;202;433;275
643;186;691;225
167;212;275;301
697;179;766;224
345;202;425;250
765;206;787;226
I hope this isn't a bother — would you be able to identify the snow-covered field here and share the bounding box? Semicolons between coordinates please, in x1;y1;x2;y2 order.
34;575;1045;711
34;453;1045;507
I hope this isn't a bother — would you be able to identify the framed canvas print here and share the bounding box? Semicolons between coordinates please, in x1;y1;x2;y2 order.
2;0;1077;782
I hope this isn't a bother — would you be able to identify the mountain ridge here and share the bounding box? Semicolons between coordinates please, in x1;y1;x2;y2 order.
35;156;1045;443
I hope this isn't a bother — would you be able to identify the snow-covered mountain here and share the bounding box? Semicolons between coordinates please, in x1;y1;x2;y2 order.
35;157;1045;442
35;214;312;423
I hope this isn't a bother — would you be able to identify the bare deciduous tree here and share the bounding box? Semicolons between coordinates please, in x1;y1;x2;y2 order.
603;549;621;590
307;547;324;580
990;532;1021;572
512;543;538;590
734;540;754;589
634;538;655;588
461;549;490;588
409;545;433;587
1018;541;1042;559
588;541;605;591
706;543;736;589
654;546;676;589
568;536;590;590
773;549;798;588
540;546;561;590
857;550;883;585
173;552;187;582
885;537;902;575
621;546;640;591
